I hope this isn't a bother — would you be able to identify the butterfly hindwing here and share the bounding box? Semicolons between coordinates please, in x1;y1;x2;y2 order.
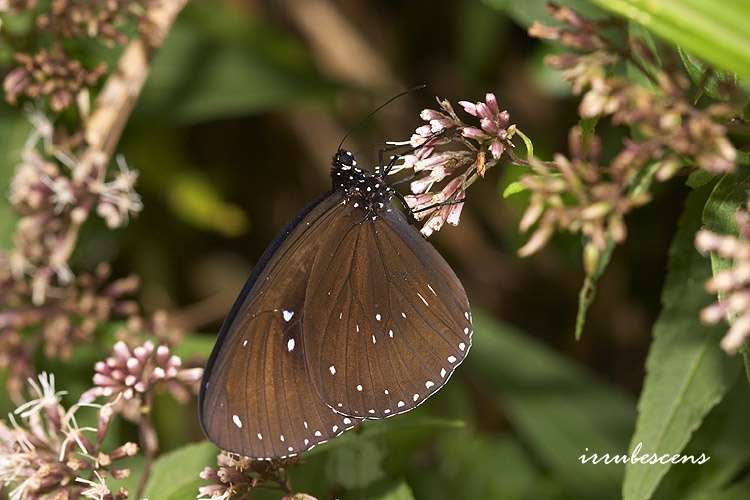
303;206;472;419
199;192;361;458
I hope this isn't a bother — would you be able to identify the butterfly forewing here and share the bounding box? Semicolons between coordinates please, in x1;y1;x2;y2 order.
199;192;361;458
303;207;473;418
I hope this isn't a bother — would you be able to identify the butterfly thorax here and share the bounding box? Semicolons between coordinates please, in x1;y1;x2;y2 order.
331;149;393;218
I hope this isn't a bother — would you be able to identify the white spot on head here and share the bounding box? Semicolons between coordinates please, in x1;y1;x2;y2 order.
329;365;336;375
397;400;405;408
459;342;466;351
375;313;381;321
425;380;435;389
287;338;296;352
282;310;294;322
232;415;242;428
356;384;363;392
448;355;457;363
417;292;429;306
314;430;322;437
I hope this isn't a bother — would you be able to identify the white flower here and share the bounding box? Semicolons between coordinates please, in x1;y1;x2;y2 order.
14;373;67;419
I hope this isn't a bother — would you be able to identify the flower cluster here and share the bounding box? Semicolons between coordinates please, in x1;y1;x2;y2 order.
0;110;143;400
81;340;203;420
696;204;750;354
198;452;306;500
513;3;739;265
0;373;138;500
388;93;517;236
3;46;107;112
516;127;651;261
37;0;153;45
2;0;151;112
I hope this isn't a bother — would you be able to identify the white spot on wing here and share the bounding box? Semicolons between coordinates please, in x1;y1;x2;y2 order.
413;393;420;401
397;400;405;408
329;365;336;375
356;384;363;392
448;355;457;363
459;342;466;351
388;329;394;338
417;292;429;306
425;380;435;389
427;284;437;296
372;335;377;344
343;418;352;425
257;433;263;440
440;368;447;378
283;310;294;322
242;340;248;347
314;430;322;437
287;338;295;352
232;415;242;428
375;313;381;321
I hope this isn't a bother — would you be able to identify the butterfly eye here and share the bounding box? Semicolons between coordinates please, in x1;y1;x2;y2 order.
335;149;356;167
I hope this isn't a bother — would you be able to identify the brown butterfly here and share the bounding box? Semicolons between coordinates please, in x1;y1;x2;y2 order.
199;148;472;460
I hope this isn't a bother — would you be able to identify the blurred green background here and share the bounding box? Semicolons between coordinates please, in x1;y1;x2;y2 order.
2;1;749;499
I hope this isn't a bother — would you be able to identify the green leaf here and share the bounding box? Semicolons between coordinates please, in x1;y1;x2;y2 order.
469;312;635;500
167;172;249;237
575;161;659;339
586;0;750;79
703;168;750;380
0;107;30;249
325;438;385;490
139;19;335;123
686;170;716;189
678;48;738;101
434;432;539;499
622;184;741;500
143;441;219;500
344;480;416;500
502;181;527;198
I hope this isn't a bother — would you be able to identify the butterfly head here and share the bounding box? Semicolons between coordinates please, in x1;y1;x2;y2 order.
331;149;393;216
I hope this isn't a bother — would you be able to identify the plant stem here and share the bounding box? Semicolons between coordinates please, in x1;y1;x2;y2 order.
136;391;157;499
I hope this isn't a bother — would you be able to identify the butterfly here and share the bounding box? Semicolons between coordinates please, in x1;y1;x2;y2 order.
198;146;473;460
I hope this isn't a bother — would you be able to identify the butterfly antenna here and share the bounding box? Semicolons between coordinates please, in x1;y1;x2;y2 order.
337;84;427;152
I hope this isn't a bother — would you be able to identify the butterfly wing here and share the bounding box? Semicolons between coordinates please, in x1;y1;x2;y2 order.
303;206;472;418
199;191;361;458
